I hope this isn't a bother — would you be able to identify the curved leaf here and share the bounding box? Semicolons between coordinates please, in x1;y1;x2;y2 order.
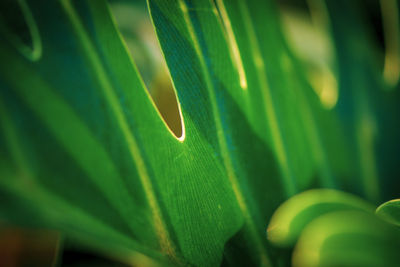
267;189;374;247
376;199;400;227
293;210;400;267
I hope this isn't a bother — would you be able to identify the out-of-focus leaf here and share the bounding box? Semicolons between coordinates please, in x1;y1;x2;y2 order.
267;189;374;247
325;0;400;202
376;199;400;227
292;210;400;267
269;190;400;267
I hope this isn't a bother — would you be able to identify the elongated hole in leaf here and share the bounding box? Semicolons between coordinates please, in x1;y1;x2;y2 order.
109;1;184;141
0;0;42;61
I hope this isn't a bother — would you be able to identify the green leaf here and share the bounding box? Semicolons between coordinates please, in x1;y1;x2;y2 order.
267;189;374;247
147;0;354;264
268;190;400;266
0;0;399;266
324;0;400;202
292;210;400;267
376;199;400;227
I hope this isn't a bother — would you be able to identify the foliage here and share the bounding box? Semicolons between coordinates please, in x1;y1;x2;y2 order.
268;189;400;266
0;0;399;266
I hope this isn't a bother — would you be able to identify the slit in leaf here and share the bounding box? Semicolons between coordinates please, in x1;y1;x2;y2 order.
109;1;184;141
